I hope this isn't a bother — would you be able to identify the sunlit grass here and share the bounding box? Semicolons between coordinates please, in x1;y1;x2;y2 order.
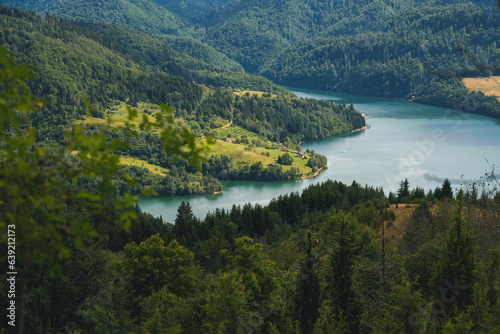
209;140;318;177
119;155;169;176
239;90;278;98
463;76;500;101
81;101;164;127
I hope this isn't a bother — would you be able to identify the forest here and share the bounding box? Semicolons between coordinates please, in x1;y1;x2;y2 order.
5;0;500;117
2;89;500;332
0;52;499;333
0;0;499;333
0;6;364;194
260;2;500;117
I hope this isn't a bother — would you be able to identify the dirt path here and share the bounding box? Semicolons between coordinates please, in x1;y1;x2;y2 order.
220;120;233;128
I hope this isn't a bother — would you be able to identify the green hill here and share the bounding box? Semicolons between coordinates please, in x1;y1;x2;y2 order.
75;21;285;93
3;0;499;118
0;0;242;69
152;0;232;23
0;6;365;189
260;3;500;117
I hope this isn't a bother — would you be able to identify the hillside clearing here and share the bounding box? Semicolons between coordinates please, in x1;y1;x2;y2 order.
209;140;320;177
119;156;169;176
463;76;500;101
80;101;169;128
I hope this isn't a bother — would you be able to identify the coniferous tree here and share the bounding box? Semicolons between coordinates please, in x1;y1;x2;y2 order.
174;201;199;247
397;179;410;202
369;267;429;334
321;212;360;333
430;192;476;317
441;178;454;199
401;201;434;254
294;232;321;334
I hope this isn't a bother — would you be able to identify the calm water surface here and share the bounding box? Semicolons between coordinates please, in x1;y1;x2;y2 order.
139;88;500;223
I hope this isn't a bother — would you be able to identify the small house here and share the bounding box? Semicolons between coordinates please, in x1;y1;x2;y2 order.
226;138;232;143
280;146;287;152
297;152;305;158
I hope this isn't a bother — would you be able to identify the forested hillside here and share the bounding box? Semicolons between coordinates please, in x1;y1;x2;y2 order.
0;7;204;135
0;0;243;70
4;161;500;332
0;6;364;192
5;0;500;118
261;2;500;117
75;21;284;92
0;2;499;334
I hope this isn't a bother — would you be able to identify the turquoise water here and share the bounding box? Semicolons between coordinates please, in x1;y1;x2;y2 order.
139;88;500;223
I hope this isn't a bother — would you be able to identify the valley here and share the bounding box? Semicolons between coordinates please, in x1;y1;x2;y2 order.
0;0;499;333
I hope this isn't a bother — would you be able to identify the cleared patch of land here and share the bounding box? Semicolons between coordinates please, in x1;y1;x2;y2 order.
239;90;278;98
209;139;319;177
384;204;417;244
463;76;500;100
119;156;169;176
80;101;171;128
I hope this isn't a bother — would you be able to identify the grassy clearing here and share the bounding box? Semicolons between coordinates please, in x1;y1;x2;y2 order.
119;155;169;176
80;101;166;128
384;204;417;245
239;90;278;98
463;77;500;100
213;124;259;140
80;101;322;179
209;140;319;177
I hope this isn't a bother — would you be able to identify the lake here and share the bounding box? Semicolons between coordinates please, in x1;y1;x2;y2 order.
139;88;500;223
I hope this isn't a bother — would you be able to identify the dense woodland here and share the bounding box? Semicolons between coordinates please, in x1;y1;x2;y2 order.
261;2;500;117
0;6;364;193
2;157;500;333
0;0;499;333
4;0;500;117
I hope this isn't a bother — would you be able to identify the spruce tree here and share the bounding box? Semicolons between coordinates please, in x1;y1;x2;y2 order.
429;191;476;316
294;232;321;334
441;178;454;199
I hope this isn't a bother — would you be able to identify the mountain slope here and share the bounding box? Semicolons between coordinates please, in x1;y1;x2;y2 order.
200;0;498;72
152;0;232;23
75;21;286;93
2;0;187;34
0;7;204;131
260;3;500;116
0;0;243;70
0;6;364;160
3;0;499;117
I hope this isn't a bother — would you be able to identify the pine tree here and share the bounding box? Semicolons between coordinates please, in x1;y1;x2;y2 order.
320;212;360;333
397;178;410;202
174;201;199;246
429;191;476;316
294;232;321;334
441;178;454;199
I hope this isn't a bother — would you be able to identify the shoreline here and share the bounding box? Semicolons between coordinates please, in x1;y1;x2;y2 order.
350;125;368;134
298;167;325;180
